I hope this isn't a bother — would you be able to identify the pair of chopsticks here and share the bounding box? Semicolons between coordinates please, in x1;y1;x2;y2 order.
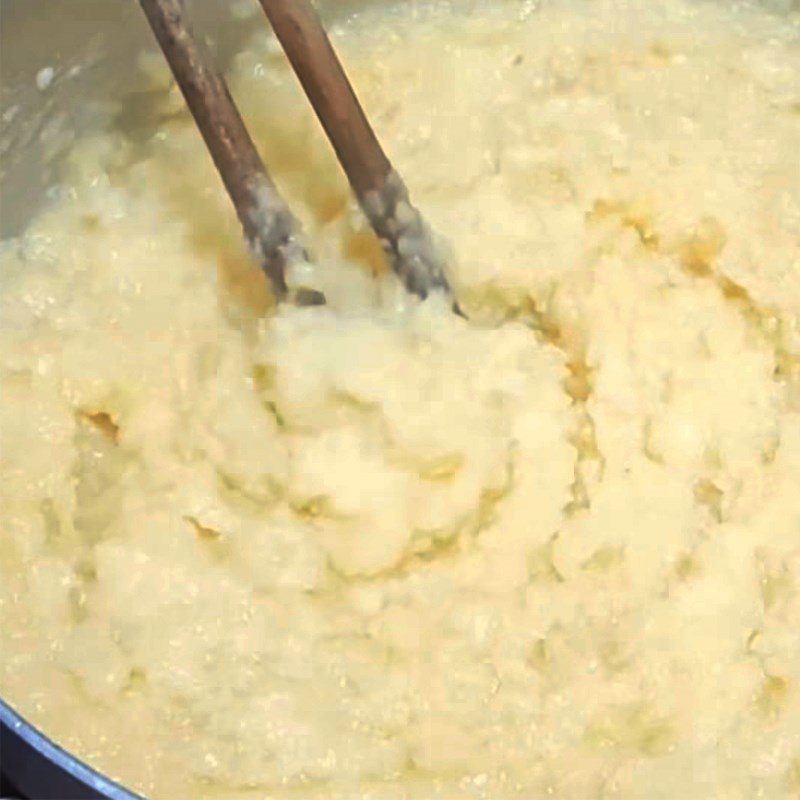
138;0;453;305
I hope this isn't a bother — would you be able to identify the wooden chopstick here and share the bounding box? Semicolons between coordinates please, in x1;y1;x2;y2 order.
257;0;454;301
138;0;304;302
139;0;453;307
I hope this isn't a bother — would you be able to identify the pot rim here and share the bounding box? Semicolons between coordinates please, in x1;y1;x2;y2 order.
0;697;144;800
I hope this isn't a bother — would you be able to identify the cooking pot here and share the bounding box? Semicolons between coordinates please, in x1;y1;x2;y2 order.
0;1;354;796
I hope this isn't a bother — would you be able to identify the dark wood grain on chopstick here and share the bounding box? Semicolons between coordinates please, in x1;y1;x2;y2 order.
139;0;302;301
257;0;454;301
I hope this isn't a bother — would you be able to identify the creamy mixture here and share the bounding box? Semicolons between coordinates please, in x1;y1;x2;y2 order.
1;1;799;798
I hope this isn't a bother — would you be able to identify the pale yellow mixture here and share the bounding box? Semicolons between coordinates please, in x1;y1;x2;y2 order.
1;1;799;798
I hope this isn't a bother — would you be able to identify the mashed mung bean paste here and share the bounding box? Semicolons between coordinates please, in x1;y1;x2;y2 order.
1;1;799;798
